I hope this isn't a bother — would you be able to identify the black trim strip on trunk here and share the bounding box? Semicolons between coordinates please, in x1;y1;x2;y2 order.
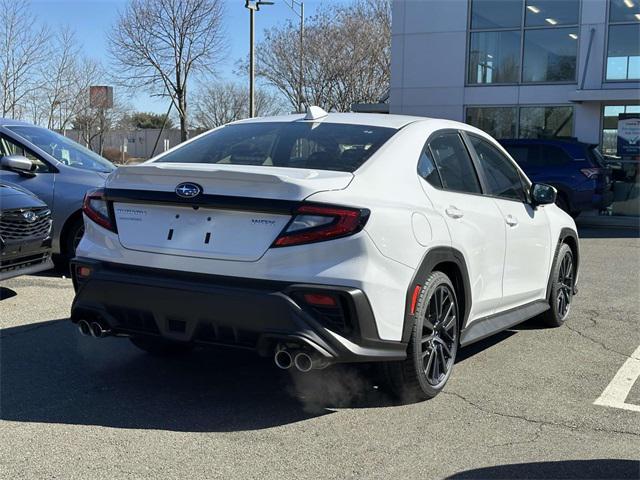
104;188;301;215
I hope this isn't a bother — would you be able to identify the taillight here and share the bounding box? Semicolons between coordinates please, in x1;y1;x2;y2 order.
82;188;116;232
580;168;601;179
272;204;369;247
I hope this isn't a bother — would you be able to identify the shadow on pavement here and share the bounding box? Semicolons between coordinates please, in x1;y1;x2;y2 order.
447;459;640;479
578;227;639;239
1;316;524;431
0;319;333;432
0;287;17;301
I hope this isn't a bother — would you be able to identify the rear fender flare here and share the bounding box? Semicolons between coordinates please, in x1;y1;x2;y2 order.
401;247;472;343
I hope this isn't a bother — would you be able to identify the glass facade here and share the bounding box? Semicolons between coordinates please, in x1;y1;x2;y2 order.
468;31;521;84
468;0;579;84
602;104;640;155
466;106;574;140
606;0;640;81
519;106;574;138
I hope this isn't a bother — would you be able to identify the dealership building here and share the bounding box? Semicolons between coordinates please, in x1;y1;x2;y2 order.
390;0;639;154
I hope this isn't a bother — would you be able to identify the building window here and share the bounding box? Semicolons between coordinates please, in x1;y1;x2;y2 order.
468;31;521;84
471;0;522;29
606;0;640;81
468;0;580;85
466;105;574;139
519;106;574;138
466;107;517;138
602;104;640;155
522;28;578;82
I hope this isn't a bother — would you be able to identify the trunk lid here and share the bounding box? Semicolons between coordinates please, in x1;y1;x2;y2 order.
107;163;353;262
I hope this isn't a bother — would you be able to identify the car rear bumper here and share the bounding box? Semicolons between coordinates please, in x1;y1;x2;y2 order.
70;258;407;363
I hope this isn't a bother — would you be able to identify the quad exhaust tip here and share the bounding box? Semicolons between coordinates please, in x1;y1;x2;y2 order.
77;319;111;338
294;352;313;373
274;348;293;370
77;320;91;336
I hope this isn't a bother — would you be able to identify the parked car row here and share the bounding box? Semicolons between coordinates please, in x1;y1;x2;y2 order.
0;118;115;278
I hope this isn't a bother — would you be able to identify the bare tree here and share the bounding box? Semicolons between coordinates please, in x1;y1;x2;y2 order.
72;91;130;154
108;0;226;141
192;81;284;129
0;0;50;118
255;0;390;112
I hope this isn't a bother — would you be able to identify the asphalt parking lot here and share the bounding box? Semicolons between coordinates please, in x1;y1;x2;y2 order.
1;228;639;479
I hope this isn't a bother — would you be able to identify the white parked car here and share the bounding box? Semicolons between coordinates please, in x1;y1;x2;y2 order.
71;108;579;400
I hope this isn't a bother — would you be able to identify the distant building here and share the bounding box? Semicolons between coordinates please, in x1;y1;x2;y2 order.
390;0;639;154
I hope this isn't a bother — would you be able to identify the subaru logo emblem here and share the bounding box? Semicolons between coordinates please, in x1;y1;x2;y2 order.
175;182;202;199
22;211;37;223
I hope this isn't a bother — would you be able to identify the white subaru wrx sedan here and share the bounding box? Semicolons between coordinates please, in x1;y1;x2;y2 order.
71;108;579;400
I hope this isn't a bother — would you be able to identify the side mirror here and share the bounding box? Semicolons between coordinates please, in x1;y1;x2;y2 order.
530;183;557;206
0;155;36;176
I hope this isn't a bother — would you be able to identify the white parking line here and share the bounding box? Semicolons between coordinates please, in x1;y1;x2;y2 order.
594;345;640;413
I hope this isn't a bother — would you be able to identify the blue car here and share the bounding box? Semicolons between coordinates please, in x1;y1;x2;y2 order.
500;139;614;217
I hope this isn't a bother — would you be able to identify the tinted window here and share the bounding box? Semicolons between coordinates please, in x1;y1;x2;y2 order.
470;136;525;201
468;31;521;84
522;28;578;82
466;107;518;139
519;106;574;138
524;0;579;27
606;24;640;81
539;145;571;165
609;0;640;22
471;0;523;29
156;122;396;172
428;133;482;194
417;146;442;188
504;145;537;166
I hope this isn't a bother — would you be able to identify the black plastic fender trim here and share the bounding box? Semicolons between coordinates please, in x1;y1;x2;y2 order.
401;246;472;344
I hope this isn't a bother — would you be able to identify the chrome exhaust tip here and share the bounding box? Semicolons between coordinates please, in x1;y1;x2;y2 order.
77;320;91;337
90;321;111;338
274;348;293;370
294;352;313;372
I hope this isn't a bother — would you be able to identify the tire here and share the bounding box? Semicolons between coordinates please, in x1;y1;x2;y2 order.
129;336;194;356
55;217;84;273
542;243;575;328
381;271;459;402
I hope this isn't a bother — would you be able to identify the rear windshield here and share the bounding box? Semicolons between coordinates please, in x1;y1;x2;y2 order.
155;122;397;172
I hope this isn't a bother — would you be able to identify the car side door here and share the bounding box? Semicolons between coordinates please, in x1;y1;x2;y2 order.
417;130;506;322
465;133;552;310
0;133;56;206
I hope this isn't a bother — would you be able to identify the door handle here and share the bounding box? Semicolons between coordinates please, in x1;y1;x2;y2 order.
505;214;518;227
445;206;464;219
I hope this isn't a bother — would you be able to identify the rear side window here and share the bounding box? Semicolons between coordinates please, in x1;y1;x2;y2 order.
539;145;571;166
427;132;482;194
155;122;396;172
417;146;443;188
470;136;526;202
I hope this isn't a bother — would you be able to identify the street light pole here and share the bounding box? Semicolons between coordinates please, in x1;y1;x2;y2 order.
249;4;255;118
245;0;274;118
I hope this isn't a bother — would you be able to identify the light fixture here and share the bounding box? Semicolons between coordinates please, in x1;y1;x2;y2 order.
569;33;578;40
545;17;558;25
487;54;494;58
635;13;640;20
624;0;634;8
527;5;540;14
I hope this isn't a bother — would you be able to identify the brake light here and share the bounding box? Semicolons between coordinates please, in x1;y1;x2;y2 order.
272;204;369;247
82;188;116;232
580;168;601;179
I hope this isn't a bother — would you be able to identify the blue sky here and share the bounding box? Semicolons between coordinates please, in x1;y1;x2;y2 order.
31;0;328;113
